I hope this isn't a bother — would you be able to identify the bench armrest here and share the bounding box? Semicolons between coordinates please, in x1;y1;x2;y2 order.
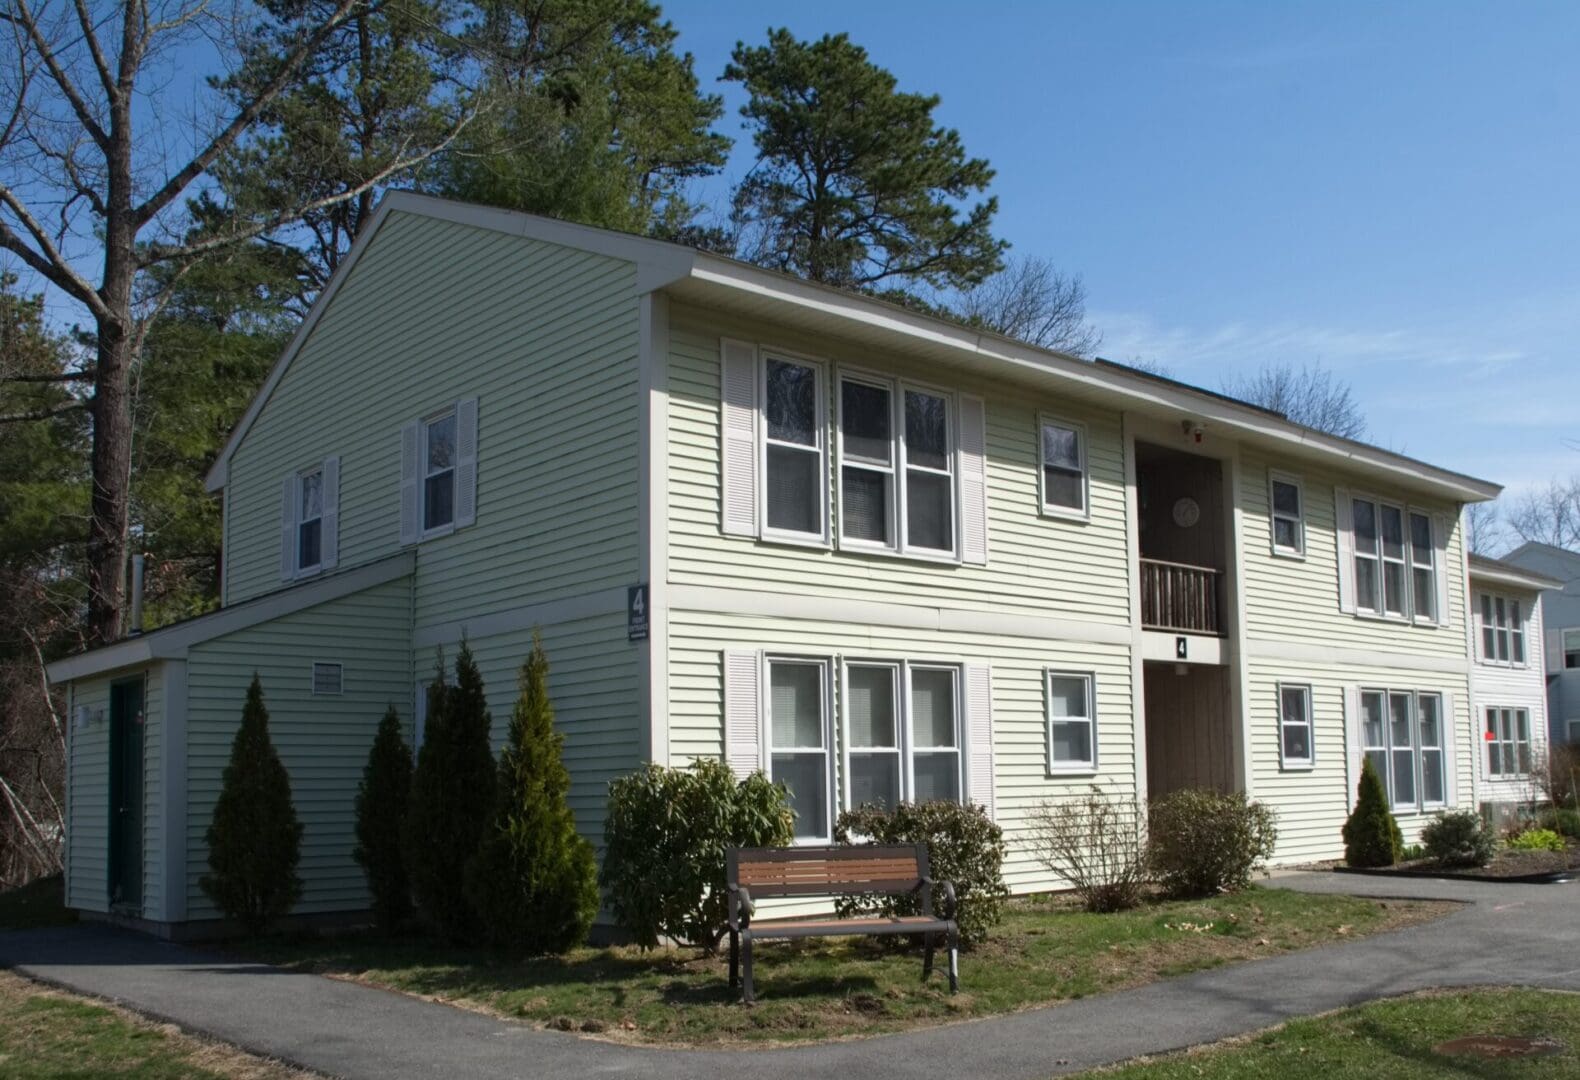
727;884;754;930
936;880;957;921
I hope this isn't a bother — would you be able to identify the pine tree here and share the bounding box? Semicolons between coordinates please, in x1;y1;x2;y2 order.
201;675;303;935
403;644;496;941
1342;758;1400;867
354;706;414;934
465;632;598;954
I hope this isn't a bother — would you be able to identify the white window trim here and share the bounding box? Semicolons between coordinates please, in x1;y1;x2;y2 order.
1565;630;1580;670
1360;687;1447;813
294;464;325;576
1267;470;1305;560
838;658;966;811
310;660;344;696
1045;670;1098;774
1037;413;1091;523
764;654;837;846
759;351;831;548
1350;493;1438;625
420;405;458;541
1484;706;1532;780
1476;592;1528;668
1277;682;1314;770
1407;509;1439;626
833;366;963;562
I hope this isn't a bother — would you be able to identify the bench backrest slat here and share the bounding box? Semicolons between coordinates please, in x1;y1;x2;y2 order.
728;844;928;899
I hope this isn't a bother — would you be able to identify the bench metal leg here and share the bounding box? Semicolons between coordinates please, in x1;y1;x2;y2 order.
922;933;935;982
947;927;959;994
729;930;739;990
741;935;755;1005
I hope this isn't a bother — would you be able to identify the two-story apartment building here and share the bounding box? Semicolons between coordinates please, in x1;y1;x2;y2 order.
47;193;1505;937
1503;542;1580;748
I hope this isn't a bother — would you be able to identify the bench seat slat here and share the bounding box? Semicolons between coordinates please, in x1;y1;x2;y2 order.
745;915;951;941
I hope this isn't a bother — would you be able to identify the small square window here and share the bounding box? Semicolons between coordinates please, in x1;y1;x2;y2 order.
311;661;343;696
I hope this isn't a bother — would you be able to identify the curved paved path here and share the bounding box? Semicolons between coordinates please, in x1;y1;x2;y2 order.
2;872;1576;1080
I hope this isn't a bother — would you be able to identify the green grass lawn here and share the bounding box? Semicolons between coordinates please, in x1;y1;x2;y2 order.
1087;988;1580;1078
245;886;1447;1046
0;876;75;932
0;969;308;1079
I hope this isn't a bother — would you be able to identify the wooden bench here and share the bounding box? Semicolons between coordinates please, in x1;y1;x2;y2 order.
726;843;958;1004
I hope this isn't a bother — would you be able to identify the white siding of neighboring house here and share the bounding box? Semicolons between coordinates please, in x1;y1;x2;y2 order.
1470;581;1551;806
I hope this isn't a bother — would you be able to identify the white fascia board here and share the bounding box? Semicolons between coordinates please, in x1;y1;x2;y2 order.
679;255;1502;504
1468;562;1564;593
47;553;414;684
205;191;692;493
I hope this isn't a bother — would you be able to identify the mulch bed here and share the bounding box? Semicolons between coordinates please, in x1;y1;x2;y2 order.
1335;842;1580;884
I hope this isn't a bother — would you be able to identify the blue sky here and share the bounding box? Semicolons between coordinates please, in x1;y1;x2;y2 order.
662;1;1580;497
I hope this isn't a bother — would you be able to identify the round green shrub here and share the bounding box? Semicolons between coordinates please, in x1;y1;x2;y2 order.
1342;758;1399;868
1420;808;1496;868
1147;788;1278;897
833;801;1009;945
1507;827;1566;853
600;759;794;952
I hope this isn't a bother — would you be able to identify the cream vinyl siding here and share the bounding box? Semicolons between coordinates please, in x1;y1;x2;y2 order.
1238;449;1467;657
184;576;413;920
223;210;643;629
666;305;1131;626
415;612;639;850
65;665;163;917
1471;585;1550;802
666;609;1134;894
1247;658;1473;863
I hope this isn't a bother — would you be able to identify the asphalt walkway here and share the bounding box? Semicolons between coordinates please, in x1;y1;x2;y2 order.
2;871;1576;1080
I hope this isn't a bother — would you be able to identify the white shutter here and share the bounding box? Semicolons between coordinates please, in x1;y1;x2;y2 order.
724;649;763;779
1343;684;1361;810
1334;487;1356;614
1434;513;1452;626
279;474;296;581
958;395;989;566
1442;690;1459;806
965;663;995;819
720;339;759;537
320;456;340;571
399;420;420;545
455;397;478;528
1547;628;1563;679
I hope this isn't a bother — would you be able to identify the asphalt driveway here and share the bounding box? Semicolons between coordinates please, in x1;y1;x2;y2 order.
2;871;1576;1080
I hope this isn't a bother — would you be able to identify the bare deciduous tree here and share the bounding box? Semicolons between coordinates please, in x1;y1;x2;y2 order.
1465;499;1511;557
953;255;1102;357
0;0;473;645
1506;476;1580;552
1221;360;1367;440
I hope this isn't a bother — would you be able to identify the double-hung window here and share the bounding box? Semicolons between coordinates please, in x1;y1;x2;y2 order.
1567;630;1580;670
1351;497;1437;620
767;658;832;842
1478;594;1526;665
1269;473;1304;557
422;410;457;533
1040;418;1087;516
1278;683;1313;768
297;467;324;572
1360;688;1446;811
764;357;825;539
842;662;962;810
835;374;956;556
1046;672;1096;772
1485;707;1532;777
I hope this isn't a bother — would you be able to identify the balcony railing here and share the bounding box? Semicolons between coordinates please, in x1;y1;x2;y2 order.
1140;558;1224;636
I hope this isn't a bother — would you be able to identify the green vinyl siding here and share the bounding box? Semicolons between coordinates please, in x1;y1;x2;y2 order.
184;576;412;920
665;304;1132;625
667;610;1134;895
1239;448;1467;658
223;210;643;628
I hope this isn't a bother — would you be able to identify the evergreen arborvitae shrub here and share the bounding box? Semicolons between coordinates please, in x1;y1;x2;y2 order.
464;633;598;955
200;675;303;936
1342;758;1400;867
1421;808;1496;868
403;644;496;941
354;706;414;933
